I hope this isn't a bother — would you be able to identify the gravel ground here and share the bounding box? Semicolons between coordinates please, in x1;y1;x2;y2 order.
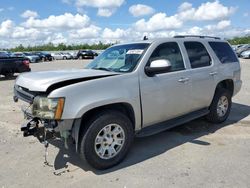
0;59;250;188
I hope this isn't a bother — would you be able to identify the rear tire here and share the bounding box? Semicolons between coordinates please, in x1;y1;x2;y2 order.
79;110;134;170
206;88;232;123
4;72;14;78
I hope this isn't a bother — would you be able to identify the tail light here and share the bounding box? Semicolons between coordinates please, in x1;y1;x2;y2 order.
23;60;30;67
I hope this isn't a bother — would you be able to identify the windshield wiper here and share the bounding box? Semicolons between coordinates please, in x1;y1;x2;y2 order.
93;67;113;72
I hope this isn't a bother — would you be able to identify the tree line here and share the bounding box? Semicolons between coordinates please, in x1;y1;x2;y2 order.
7;42;113;52
227;36;250;45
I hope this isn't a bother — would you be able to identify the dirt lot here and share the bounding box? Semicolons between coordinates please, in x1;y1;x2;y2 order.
0;59;250;188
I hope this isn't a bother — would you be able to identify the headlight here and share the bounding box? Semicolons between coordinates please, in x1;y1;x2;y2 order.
32;97;65;120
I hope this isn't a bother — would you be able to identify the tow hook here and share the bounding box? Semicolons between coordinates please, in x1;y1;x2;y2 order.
21;118;39;137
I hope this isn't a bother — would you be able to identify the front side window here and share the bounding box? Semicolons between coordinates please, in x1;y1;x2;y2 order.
86;43;149;73
149;42;185;72
184;42;211;68
209;42;238;63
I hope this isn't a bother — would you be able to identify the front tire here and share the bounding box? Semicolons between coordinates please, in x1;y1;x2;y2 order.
206;88;232;123
79;110;134;170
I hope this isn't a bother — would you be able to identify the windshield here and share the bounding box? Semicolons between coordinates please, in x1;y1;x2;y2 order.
86;43;150;73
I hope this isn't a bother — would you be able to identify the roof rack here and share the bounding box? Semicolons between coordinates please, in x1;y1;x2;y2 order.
174;35;221;40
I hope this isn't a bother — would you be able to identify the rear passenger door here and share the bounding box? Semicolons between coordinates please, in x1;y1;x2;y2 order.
183;41;217;111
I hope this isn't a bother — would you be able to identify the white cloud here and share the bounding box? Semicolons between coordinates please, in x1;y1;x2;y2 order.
178;1;236;21
12;27;42;39
129;4;155;17
21;10;39;18
76;0;124;8
45;33;68;44
194;1;236;21
97;8;115;17
102;28;128;39
134;13;182;32
69;25;101;39
76;0;124;16
178;2;192;12
205;20;231;30
0;20;14;37
22;13;90;29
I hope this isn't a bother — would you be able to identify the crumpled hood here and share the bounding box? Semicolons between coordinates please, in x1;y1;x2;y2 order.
15;69;118;92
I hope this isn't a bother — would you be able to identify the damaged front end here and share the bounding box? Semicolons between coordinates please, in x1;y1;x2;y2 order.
14;84;74;149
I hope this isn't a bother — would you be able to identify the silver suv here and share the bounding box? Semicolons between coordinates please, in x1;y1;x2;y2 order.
14;36;242;169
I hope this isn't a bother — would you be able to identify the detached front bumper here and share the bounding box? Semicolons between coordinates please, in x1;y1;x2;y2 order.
21;105;75;134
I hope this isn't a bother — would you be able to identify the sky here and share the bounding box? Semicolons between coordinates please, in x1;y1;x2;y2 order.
0;0;249;48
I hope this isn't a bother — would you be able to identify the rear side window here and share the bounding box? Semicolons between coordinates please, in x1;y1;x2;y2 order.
209;42;238;63
184;42;211;69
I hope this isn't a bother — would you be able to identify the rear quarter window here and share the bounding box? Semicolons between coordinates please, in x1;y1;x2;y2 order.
209;42;238;63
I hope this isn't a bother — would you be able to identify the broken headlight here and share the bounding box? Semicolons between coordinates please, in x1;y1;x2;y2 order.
32;97;65;120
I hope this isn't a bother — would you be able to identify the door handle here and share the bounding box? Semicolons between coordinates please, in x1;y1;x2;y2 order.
178;78;189;83
209;72;218;76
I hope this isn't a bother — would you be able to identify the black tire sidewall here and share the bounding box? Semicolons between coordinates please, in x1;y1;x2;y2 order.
80;111;134;169
207;88;232;123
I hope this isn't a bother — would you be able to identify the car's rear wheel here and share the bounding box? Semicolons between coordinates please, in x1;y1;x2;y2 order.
4;72;14;78
206;88;232;123
79;110;134;169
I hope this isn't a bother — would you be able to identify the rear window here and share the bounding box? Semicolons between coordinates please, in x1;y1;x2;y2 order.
209;42;238;63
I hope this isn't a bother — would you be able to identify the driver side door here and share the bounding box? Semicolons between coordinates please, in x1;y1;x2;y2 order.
139;42;192;127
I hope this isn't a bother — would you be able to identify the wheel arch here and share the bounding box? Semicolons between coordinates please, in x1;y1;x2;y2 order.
216;79;234;97
73;102;136;152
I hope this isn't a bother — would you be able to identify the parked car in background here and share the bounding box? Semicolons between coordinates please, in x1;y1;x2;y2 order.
13;52;40;63
33;52;53;61
0;52;30;77
51;52;72;60
236;44;250;57
231;44;243;51
240;50;250;59
0;51;11;58
69;51;78;59
61;52;73;59
77;50;98;59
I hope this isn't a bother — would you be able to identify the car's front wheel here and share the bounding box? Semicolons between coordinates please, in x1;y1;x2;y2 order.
79;110;134;169
206;88;232;123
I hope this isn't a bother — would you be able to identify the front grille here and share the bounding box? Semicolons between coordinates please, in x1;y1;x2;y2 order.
14;85;36;103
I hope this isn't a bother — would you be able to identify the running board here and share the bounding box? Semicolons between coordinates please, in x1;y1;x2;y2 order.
136;108;209;137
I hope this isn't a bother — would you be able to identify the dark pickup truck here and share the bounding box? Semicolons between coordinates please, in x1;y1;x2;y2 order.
0;52;31;78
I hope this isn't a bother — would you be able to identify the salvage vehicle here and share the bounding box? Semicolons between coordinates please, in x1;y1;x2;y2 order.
0;52;31;77
13;36;242;169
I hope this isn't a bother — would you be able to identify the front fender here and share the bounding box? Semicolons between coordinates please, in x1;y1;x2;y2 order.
48;73;142;130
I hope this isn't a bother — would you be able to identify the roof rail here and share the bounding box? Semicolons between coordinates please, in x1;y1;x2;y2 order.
174;35;221;40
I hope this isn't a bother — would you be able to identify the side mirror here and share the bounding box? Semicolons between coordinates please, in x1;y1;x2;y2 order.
145;59;172;76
